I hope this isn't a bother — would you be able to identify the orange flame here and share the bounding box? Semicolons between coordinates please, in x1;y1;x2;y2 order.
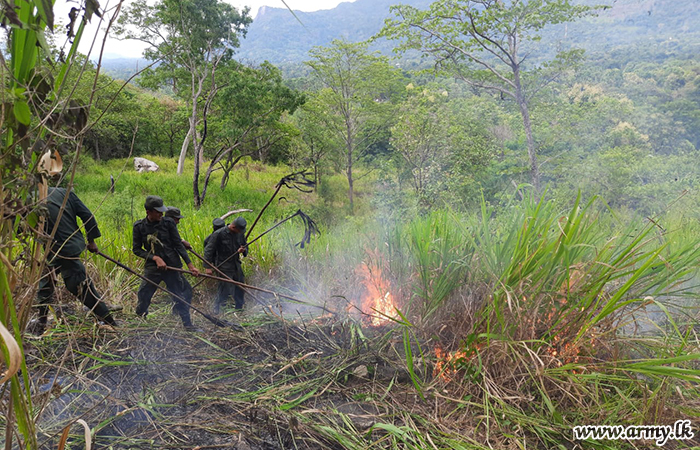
357;264;397;327
434;345;475;381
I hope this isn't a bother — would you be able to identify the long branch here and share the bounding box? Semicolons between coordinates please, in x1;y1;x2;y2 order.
410;22;517;90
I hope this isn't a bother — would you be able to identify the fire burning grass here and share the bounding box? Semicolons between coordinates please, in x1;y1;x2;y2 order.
356;263;399;327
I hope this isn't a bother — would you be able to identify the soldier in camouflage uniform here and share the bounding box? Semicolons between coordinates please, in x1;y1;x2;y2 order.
36;187;117;332
132;196;200;331
203;217;248;313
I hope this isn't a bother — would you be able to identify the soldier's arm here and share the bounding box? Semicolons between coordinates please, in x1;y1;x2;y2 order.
72;191;101;242
169;220;192;266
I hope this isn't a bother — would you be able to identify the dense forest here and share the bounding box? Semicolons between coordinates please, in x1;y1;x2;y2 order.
2;0;700;449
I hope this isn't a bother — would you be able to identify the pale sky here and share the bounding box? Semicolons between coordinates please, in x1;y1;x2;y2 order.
54;0;353;59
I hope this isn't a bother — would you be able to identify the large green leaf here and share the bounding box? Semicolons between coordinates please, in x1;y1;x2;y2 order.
13;100;31;125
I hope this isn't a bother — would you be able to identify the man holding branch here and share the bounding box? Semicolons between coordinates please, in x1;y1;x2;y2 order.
132;195;201;331
203;217;248;313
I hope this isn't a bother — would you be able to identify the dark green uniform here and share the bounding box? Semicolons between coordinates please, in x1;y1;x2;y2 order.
203;226;248;311
132;216;193;326
38;187;115;326
166;207;194;316
202;218;226;251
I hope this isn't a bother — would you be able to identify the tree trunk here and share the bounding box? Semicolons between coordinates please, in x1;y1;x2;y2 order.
513;66;539;191
193;144;202;208
517;98;539;191
178;124;193;175
169;129;175;158
193;129;206;208
347;146;354;215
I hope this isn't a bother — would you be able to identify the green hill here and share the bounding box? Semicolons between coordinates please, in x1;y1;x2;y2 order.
101;0;700;77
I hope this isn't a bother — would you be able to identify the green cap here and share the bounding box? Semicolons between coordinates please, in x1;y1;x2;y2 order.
165;207;184;219
212;218;225;230
233;216;247;231
145;195;168;212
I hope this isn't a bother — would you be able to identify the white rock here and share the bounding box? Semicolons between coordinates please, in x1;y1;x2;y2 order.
134;157;159;173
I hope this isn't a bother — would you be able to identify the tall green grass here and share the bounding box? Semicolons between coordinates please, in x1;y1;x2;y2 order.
293;191;700;449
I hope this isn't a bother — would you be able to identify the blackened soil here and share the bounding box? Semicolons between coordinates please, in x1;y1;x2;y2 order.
23;298;411;450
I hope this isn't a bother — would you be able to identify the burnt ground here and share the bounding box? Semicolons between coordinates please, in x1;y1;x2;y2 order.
22;292;418;450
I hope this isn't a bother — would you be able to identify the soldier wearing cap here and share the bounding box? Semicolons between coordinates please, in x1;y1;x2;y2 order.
133;196;201;330
165;207;192;251
34;187;117;333
203;216;248;313
203;217;226;250
165;206;196;318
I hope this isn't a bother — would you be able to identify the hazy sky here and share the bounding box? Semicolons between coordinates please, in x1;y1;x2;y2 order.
59;0;354;58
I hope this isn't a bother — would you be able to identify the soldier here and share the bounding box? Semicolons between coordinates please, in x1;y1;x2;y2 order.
203;217;226;250
165;207;192;250
203;217;248;314
165;206;195;318
132;196;201;331
35;187;117;333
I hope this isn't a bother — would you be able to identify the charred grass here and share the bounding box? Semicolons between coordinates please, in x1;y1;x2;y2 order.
22;293;425;449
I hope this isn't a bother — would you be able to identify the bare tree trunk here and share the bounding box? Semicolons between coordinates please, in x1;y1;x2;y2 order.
193;137;203;208
178;124;193;174
193;126;207;208
518;98;539;191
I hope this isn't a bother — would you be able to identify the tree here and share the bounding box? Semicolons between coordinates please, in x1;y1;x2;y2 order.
117;0;252;176
305;40;403;214
64;59;189;160
391;86;495;207
391;86;451;201
381;0;596;190
197;61;305;205
290;99;338;190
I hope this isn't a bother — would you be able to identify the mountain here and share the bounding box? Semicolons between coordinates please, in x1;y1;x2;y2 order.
100;57;151;81
235;0;432;65
101;0;700;78
235;0;700;66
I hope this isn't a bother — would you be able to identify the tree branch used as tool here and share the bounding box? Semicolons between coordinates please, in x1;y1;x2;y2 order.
169;265;335;315
245;171;315;240
192;209;318;291
95;251;243;331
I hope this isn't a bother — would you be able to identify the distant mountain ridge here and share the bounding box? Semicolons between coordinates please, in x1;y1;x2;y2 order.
101;0;700;79
234;0;700;65
235;0;433;65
